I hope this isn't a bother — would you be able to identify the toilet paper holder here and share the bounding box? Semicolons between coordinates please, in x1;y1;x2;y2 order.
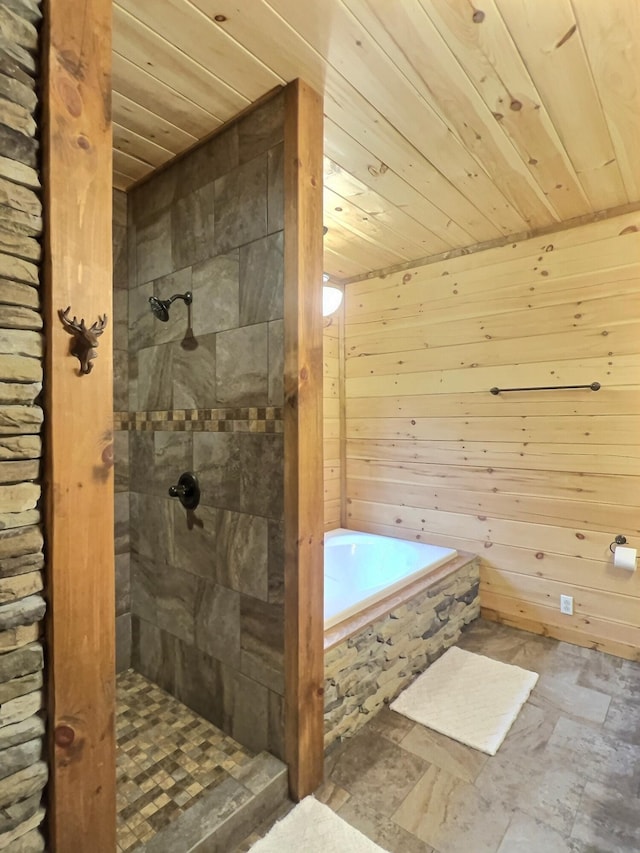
609;534;628;553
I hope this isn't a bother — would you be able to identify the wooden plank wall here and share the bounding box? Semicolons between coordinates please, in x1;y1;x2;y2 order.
323;309;343;531
344;211;640;661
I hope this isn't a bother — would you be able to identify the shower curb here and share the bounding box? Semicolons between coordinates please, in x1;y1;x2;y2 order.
137;751;288;853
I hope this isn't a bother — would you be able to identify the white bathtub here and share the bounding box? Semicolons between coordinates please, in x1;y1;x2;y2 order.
324;528;457;629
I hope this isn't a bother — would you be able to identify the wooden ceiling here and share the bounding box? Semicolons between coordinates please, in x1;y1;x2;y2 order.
112;0;640;281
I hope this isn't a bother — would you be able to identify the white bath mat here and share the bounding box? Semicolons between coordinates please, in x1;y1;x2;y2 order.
249;797;389;853
390;646;538;755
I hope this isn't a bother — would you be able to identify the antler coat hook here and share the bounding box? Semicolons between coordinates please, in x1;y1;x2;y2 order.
58;306;108;375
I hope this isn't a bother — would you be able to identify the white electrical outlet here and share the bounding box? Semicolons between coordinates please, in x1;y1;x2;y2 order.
560;594;573;615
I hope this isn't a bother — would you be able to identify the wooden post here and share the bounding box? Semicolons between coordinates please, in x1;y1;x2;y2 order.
42;0;115;849
283;79;325;800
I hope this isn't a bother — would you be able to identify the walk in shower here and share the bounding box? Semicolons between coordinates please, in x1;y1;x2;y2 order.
112;91;290;851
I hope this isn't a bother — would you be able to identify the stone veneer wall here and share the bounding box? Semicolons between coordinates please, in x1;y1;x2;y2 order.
125;92;286;757
0;1;47;850
113;188;131;672
324;556;480;747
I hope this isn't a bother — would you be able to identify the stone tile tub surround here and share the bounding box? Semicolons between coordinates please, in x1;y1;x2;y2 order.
324;554;480;746
0;2;47;851
126;92;286;759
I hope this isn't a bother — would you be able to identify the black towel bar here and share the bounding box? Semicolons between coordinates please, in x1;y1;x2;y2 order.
490;382;601;395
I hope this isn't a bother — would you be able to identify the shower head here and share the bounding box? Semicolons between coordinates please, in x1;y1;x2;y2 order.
149;296;170;322
149;291;192;322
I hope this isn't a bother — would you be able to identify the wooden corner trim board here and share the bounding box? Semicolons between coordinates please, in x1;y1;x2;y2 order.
283;78;325;800
43;1;116;850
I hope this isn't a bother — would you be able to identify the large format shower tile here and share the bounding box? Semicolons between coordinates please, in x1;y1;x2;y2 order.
171;183;215;270
214;155;268;254
191;251;240;337
239;232;284;326
215;324;269;407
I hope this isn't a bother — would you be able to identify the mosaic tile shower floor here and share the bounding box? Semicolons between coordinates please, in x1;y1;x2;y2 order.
116;669;255;852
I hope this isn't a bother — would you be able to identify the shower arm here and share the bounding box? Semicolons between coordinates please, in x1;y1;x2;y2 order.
168;292;192;307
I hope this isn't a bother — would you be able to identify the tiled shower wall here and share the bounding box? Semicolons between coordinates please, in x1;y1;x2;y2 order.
113;188;131;672
123;92;286;757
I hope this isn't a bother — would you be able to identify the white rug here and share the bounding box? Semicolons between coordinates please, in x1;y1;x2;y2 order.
249;797;389;853
390;646;538;756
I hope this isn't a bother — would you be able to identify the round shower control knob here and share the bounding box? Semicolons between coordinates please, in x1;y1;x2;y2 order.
168;471;200;510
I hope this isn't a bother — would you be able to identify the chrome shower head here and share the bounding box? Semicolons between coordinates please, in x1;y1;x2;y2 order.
149;292;192;322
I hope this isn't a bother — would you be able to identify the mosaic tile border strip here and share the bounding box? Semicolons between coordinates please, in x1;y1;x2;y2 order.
114;407;283;433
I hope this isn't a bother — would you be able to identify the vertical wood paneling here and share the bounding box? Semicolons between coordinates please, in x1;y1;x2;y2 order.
283;79;325;800
344;212;640;661
43;0;116;847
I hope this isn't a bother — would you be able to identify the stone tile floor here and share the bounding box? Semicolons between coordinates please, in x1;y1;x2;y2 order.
116;670;256;851
239;620;640;853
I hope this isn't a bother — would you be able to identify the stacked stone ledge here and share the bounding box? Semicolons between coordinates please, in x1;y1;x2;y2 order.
0;1;46;851
324;556;480;747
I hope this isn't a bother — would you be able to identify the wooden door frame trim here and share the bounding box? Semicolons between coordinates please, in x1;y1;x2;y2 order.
43;0;116;849
283;79;325;800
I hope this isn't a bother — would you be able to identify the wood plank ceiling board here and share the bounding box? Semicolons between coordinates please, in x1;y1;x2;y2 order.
112;53;221;138
323;184;428;262
323;158;452;257
322;120;475;248
113;171;132;191
323;67;504;244
322;218;406;273
112;122;175;169
111;91;199;154
113;148;151;182
323;246;367;280
113;0;505;253
494;0;629;209
113;6;250;118
189;0;503;247
116;0;284;100
111;0;640;280
572;0;640;201
267;0;528;234
342;0;561;228
413;0;593;220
